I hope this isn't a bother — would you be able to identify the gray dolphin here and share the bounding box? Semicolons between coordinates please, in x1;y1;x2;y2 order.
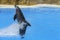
14;5;31;38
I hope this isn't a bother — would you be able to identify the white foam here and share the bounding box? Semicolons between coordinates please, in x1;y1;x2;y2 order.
0;23;20;36
0;4;60;8
0;22;27;37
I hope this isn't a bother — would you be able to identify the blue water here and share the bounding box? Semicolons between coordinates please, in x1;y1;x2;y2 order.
0;7;60;40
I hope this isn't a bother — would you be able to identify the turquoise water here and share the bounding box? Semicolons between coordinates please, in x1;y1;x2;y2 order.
0;7;60;40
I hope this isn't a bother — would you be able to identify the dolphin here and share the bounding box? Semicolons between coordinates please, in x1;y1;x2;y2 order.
14;5;31;38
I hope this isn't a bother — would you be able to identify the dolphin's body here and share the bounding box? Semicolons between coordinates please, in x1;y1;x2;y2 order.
14;5;31;38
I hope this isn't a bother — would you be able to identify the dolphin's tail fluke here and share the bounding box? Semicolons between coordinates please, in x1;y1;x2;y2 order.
19;21;31;38
19;25;27;38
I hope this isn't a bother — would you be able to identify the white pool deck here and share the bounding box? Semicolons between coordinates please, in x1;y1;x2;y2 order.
0;4;60;8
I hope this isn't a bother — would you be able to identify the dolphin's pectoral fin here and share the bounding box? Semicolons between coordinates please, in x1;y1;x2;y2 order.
27;22;31;26
25;21;31;26
14;14;17;21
